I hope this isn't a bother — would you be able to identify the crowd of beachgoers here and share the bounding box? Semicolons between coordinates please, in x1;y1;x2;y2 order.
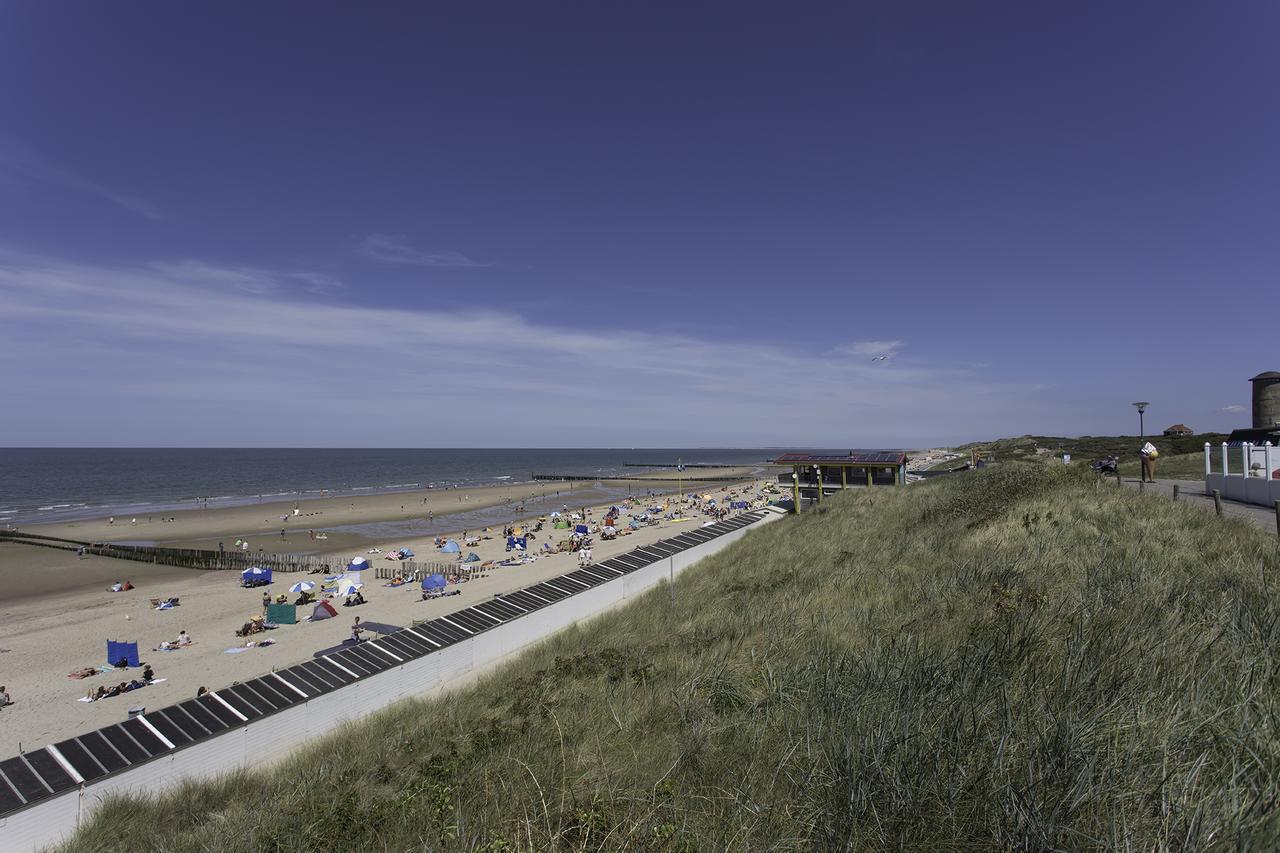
0;474;777;756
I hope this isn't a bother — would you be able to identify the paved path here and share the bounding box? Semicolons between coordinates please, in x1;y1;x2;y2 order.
1121;477;1279;533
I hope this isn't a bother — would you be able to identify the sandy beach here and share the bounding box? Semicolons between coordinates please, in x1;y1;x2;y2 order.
0;472;770;757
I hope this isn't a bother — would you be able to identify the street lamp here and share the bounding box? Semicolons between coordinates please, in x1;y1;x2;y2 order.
814;466;822;503
1132;401;1149;442
791;472;799;513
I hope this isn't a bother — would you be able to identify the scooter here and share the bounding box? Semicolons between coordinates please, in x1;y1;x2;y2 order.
1091;456;1118;475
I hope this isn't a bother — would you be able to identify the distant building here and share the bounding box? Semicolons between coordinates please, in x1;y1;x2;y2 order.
769;450;907;513
1163;424;1194;437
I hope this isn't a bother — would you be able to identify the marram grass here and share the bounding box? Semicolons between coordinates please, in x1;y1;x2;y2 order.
60;466;1280;851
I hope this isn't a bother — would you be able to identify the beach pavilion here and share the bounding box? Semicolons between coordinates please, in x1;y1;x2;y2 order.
770;450;908;512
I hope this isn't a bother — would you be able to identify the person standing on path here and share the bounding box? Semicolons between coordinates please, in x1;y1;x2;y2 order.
1140;441;1159;483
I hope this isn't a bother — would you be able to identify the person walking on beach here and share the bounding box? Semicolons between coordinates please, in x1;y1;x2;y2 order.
1140;441;1159;483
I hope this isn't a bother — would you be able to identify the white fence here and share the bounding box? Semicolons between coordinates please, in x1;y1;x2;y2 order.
1203;441;1280;507
0;510;784;852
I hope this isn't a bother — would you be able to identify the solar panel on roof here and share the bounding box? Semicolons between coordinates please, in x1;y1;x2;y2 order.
174;699;228;735
377;633;425;659
335;648;386;675
23;749;75;795
449;610;495;632
421;619;468;644
78;731;128;773
284;663;339;695
0;773;26;812
0;757;50;803
240;678;291;711
100;724;148;763
475;600;522;620
217;686;265;720
320;656;362;681
499;590;547;610
52;738;105;783
524;583;568;601
147;709;195;745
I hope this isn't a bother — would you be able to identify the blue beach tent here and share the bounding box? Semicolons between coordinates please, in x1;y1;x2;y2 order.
440;540;460;554
241;566;272;583
107;640;140;668
421;573;447;591
574;524;589;535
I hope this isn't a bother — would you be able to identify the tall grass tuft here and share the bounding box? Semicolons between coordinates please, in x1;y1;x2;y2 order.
59;465;1280;851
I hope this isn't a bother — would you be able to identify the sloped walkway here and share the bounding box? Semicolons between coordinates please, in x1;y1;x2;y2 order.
1122;477;1279;533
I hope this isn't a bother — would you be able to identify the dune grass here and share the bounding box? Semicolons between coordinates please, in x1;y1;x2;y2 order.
60;465;1280;851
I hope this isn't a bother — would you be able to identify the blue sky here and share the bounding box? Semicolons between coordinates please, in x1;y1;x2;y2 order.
1;2;1274;447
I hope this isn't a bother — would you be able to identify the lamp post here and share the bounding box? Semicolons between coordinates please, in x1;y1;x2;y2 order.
814;466;822;504
1133;401;1149;442
792;471;799;513
1133;401;1149;482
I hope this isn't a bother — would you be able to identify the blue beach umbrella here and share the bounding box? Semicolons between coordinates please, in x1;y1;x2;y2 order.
288;581;316;593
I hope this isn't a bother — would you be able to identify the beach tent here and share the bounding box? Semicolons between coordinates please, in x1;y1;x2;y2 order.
310;600;338;621
553;520;568;529
106;640;140;668
440;540;460;554
422;573;447;591
574;524;589;535
265;603;297;625
398;547;415;558
337;578;364;596
347;557;370;572
463;551;481;562
241;567;272;584
506;536;527;551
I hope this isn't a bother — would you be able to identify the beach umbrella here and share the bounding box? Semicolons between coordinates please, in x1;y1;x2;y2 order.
421;573;447;591
336;578;364;596
288;581;316;593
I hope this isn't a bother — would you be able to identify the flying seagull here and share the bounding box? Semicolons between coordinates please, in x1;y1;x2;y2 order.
871;354;890;362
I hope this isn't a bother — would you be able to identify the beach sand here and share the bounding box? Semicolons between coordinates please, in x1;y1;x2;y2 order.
0;472;769;756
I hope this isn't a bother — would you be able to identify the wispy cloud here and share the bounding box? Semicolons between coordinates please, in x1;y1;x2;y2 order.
150;260;343;295
1220;404;1245;414
0;143;163;220
0;252;1034;446
834;339;903;358
357;234;491;268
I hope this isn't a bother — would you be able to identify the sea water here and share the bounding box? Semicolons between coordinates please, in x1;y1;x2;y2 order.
0;448;777;525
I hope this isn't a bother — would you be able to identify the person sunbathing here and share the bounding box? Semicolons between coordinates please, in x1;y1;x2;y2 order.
69;666;97;679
